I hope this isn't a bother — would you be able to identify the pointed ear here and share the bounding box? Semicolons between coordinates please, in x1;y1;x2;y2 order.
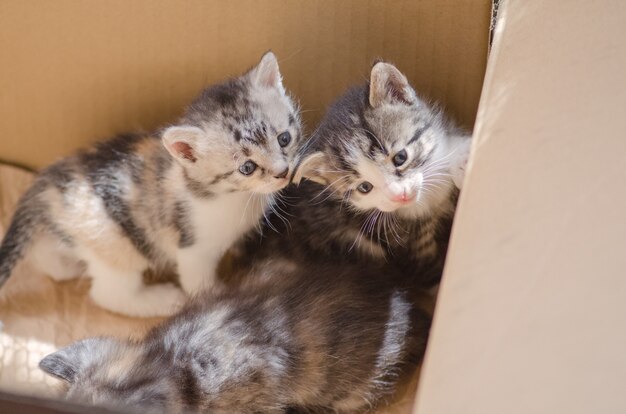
162;126;204;164
39;338;113;383
292;152;330;185
249;51;284;93
369;62;415;108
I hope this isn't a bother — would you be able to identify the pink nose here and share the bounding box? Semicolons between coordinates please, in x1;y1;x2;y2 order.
390;191;415;203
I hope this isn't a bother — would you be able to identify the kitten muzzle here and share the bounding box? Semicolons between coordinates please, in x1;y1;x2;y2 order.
273;168;289;179
390;189;417;204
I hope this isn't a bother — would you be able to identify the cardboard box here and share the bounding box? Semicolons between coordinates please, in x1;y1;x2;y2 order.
415;0;626;413
0;0;492;412
0;0;491;169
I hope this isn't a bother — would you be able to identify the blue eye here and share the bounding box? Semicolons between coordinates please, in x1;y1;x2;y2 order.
239;160;257;176
393;149;408;166
277;132;291;147
357;181;373;194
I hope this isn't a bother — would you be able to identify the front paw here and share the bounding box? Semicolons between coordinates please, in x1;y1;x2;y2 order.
450;138;472;190
143;284;188;317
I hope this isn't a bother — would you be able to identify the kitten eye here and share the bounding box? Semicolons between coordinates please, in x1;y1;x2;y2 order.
356;181;373;194
277;132;292;147
239;160;257;176
392;149;408;167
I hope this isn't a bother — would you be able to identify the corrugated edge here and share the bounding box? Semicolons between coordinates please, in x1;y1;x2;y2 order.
411;1;510;413
489;0;502;50
470;0;508;150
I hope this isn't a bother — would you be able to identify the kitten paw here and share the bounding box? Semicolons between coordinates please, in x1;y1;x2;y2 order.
140;284;188;317
450;138;472;190
90;282;188;318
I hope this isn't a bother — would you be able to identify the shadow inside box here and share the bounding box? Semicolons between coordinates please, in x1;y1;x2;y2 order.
0;390;126;414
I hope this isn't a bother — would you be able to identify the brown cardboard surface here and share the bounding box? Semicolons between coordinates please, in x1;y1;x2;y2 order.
0;0;490;169
415;0;626;413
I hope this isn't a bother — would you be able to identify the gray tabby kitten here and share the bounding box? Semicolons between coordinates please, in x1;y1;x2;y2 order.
250;61;471;287
0;52;302;317
39;257;429;413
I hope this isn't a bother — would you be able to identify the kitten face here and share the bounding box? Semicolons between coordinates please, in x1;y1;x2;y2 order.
295;62;467;218
163;52;303;195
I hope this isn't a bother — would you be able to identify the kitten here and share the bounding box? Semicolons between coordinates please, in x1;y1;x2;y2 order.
39;258;429;414
248;61;471;288
0;52;303;317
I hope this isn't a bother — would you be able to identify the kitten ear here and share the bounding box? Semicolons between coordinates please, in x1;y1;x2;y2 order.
249;51;285;93
369;62;415;108
292;152;329;185
162;126;204;164
39;338;113;383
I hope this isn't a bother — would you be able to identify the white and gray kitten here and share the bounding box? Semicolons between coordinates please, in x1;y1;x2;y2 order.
258;61;471;287
40;258;429;413
0;52;303;317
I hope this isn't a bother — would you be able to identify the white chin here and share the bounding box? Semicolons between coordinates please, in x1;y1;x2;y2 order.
396;202;429;217
378;204;402;213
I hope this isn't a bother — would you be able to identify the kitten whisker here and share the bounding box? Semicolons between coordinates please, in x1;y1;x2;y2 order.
269;203;291;232
273;202;294;219
422;179;446;190
311;176;351;205
297;108;319;115
311;175;350;199
421;155;454;172
381;213;390;248
376;212;384;253
240;192;259;226
387;213;405;245
316;169;351;174
262;208;279;233
266;192;294;232
349;209;377;253
421;144;468;175
367;210;382;257
424;171;453;180
421;164;450;177
295;128;326;159
275;193;297;201
420;185;441;196
424;168;453;176
423;178;450;185
340;189;353;212
274;197;295;207
367;210;381;235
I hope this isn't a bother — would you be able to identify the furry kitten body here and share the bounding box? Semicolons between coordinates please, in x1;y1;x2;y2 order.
0;52;303;316
253;62;471;287
40;258;429;413
248;180;456;287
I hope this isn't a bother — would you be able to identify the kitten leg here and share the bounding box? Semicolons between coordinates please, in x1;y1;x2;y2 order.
449;136;472;190
29;234;85;281
87;257;186;317
176;246;222;294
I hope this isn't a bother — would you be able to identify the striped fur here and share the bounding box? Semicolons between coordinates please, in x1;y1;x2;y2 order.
40;257;429;413
0;52;303;317
255;62;472;287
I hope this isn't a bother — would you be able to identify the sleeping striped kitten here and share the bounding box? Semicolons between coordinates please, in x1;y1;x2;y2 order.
39;256;429;413
247;61;471;287
0;52;303;317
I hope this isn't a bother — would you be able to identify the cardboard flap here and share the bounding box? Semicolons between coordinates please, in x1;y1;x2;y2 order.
415;1;626;413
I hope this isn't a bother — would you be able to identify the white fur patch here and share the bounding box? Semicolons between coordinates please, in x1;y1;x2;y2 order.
177;191;268;293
